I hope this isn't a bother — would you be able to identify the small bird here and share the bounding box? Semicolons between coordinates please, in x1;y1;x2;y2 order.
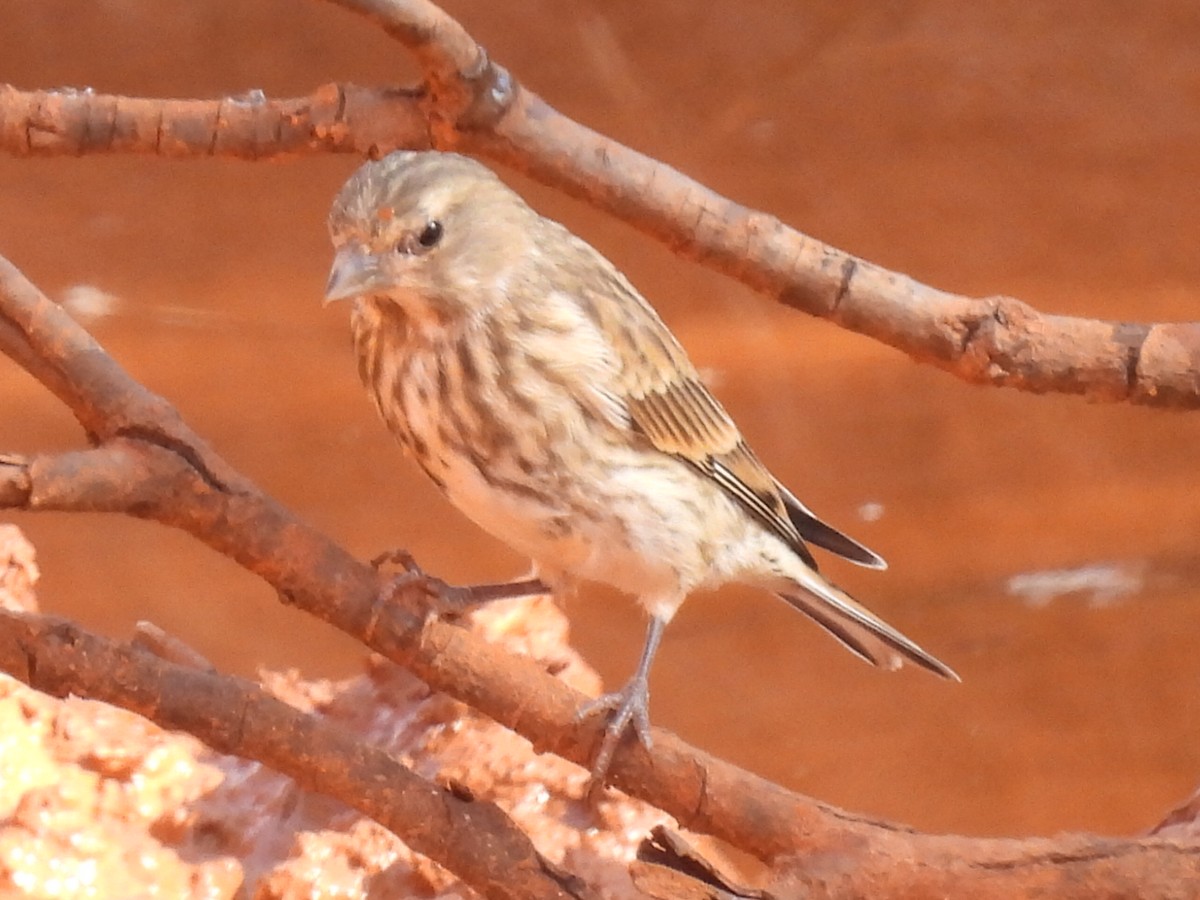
324;151;958;791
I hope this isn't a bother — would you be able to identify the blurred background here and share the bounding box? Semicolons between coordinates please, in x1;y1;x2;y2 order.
2;0;1199;839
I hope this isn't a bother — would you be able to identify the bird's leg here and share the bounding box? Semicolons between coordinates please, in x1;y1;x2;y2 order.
370;549;549;617
577;615;666;800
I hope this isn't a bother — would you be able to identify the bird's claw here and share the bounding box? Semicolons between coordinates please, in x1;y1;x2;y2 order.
577;677;652;801
369;547;427;577
370;548;470;622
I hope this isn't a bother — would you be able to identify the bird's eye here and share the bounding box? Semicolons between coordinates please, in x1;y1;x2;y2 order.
393;220;443;256
417;220;443;249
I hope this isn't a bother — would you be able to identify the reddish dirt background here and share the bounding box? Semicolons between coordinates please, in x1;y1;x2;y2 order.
3;0;1200;841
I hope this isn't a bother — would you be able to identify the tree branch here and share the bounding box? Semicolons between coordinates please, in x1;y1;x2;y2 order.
0;82;428;159
2;0;1196;407
2;0;1199;893
2;248;1199;894
0;251;846;861
0;608;588;900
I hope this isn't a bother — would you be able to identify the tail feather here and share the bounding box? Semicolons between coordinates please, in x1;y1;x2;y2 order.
777;566;959;681
778;485;887;570
779;592;888;668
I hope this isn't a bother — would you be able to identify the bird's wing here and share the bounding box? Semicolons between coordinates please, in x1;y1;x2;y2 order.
565;235;882;570
587;272;821;569
629;373;823;563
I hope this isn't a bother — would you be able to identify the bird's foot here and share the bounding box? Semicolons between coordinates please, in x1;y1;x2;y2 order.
370;549;549;621
371;548;452;623
576;676;652;802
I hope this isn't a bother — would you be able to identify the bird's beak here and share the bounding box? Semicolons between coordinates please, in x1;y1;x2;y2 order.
324;246;387;305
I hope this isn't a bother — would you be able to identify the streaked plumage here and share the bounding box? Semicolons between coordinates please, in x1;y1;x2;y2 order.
325;151;957;790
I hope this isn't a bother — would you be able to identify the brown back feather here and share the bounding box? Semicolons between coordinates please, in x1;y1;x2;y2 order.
567;248;823;569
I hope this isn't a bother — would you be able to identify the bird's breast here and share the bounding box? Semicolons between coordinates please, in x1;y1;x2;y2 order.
353;314;584;544
351;304;716;605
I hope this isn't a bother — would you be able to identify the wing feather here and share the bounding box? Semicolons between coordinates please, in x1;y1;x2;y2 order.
583;270;818;563
561;228;879;572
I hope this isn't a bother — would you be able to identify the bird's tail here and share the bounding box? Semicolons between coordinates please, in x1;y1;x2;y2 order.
777;564;959;681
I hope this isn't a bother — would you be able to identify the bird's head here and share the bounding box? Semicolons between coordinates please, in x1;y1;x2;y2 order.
325;151;535;327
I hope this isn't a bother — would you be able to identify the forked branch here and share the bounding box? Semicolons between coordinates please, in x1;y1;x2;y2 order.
1;256;1197;897
1;0;1199;894
0;0;1196;407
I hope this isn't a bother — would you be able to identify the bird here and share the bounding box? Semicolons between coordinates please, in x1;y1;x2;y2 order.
323;150;958;792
